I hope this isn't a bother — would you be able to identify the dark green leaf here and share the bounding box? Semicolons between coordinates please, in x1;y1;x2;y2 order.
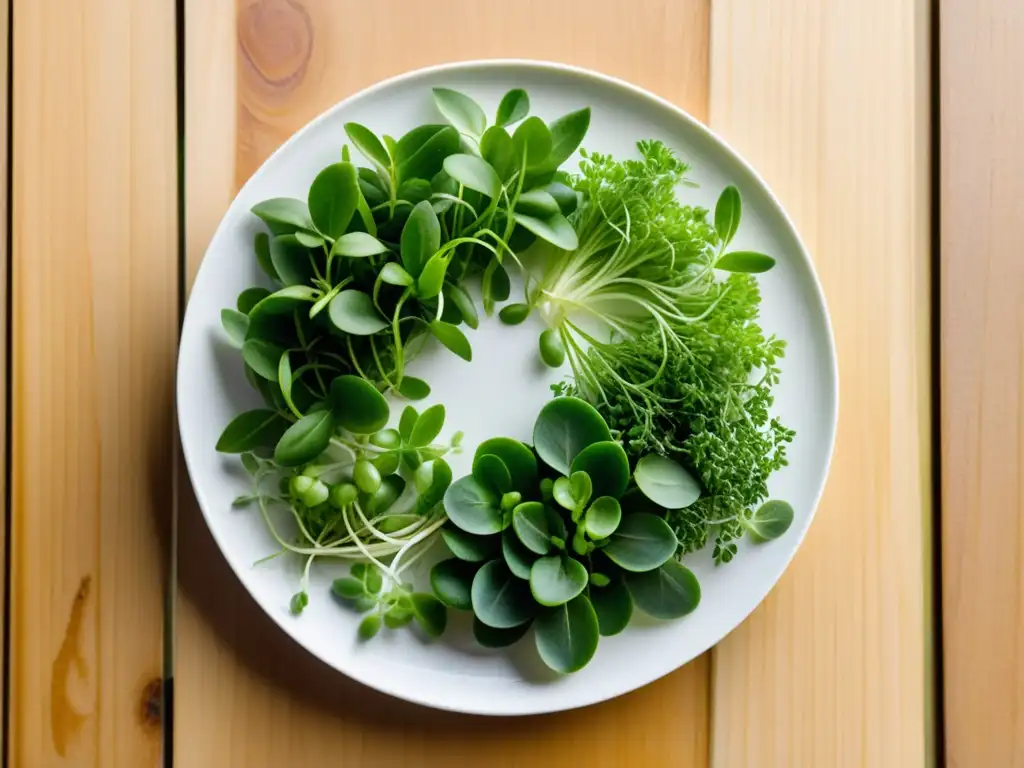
358;614;381;639
416;252;451;300
570;441;630;499
411;458;452;516
432;87;487;137
376;512;419;533
253;232;279;282
515;189;560;218
540;107;591;171
216;409;290;453
429;321;472;361
363;475;405;516
308;162;359;239
401;200;441;278
496;88;529;127
543;182;579;216
473;616;531;648
430;559;477;610
328;290;389;335
480;125;516;181
277;350;300;417
502;530;536;579
625;560;701;619
471;560;536;628
512;117;552;167
539;328;566;367
512;501;551;555
714;185;741;247
473;437;538;492
332;232;388;257
251;198;314;232
398;178;433;205
443;154;500;198
273;410;336;466
513;212;578;250
395;124;460;183
590;577;633;636
328;375;389;433
331;577;364;600
444;475;504;535
221;309;249;347
603;513;678;572
498;303;531;325
409;404;445;447
270;234;316;286
447;284;478;329
397;376;430;400
290;591;308;615
237;287;271;315
533;595;599;673
634;454;701;509
442;526;498;563
747;500;794;542
533;397;612;475
246;285;318;341
398;405;418;442
585;496;622;540
530;555;587;607
715;250;776;273
472;454;512;497
410;593;448;637
344;122;391;168
242;339;284;380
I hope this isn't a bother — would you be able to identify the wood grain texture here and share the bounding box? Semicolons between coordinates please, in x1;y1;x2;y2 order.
9;0;176;764
708;2;934;766
178;1;711;765
940;1;1024;766
0;0;9;757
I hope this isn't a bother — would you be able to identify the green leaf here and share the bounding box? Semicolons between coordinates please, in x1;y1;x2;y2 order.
539;107;591;171
496;88;529;127
363;474;405;516
430;559;476;610
332;232;388;258
446;284;479;329
442;527;498;563
242;339;284;380
533;397;612;475
328;375;389;433
590;577;633;636
442;154;500;198
380;262;414;287
634;454;702;509
530;555;587;607
397;376;430;400
747;500;794;542
543;181;579;216
715;250;776;273
512;501;551;555
473;616;531;648
714;185;741;247
328;290;389;335
513;212;578;250
480;125;516;181
570;441;630;499
221;309;249;347
501;530;536;579
216;409;290;453
395;124;460;183
237;287;271;315
251;198;314;232
552;477;577;513
515;189;560;218
585;497;622;540
429;321;472;361
471;560;536;629
398;178;433;205
533;595;599;673
398;405;418;442
253;232;279;282
401;200;441;279
444;475;504;535
331;577;364;600
498;303;531;325
278;351;300;418
295;230;324;248
344;122;391;169
411;593;448;637
416;251;451;300
512;117;552;167
473;454;512;496
411;458;452;516
603;513;678;572
308;162;359;239
473;437;538;493
625;560;701;619
273;410;336;467
246;285;318;339
376;512;419;533
358;614;381;640
432;87;487;137
409;404;445;447
270;234;316;286
290;591;308;615
539;328;566;367
384;607;414;629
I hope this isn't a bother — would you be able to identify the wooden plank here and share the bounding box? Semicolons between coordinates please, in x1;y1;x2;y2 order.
707;1;934;766
8;0;177;764
940;1;1024;765
178;1;711;764
0;0;9;756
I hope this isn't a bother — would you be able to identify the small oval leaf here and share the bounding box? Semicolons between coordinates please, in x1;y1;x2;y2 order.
216;409;290;453
715;250;776;273
533;595;599;673
502;529;536;579
634;454;702;509
429;321;472;361
747;500;795;542
397;375;430;400
344;122;390;168
590;577;633;636
512;502;551;555
496;88;530;127
513;212;578;250
442;527;499;563
714;185;742;247
473;437;539;493
443;154;501;198
471;560;536;628
430;559;477;610
273;410;336;467
585;497;622;540
308;162;359;239
603;513;678;572
444;475;504;535
328;290;389;335
570;441;630;499
432;87;487;137
533;397;612;476
329;375;390;434
529;555;588;607
625;560;701;619
332;232;388;257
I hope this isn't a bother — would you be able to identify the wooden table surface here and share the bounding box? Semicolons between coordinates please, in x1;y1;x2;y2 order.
4;0;1021;766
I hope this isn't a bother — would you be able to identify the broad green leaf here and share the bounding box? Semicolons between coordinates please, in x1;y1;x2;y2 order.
473;616;531;648
585;497;622;540
592;577;633;637
481;261;510;315
540;107;591;171
515;189;559;218
571;441;630;499
253;232;279;282
544;181;579;216
432;87;487;137
480;125;516;181
344;122;391;169
416;252;451;300
380;262;414;287
443;154;500;198
328;290;389;335
308;162;359;239
398;405;418;442
473;454;512;496
397;375;430;400
512;501;551;555
215;409;290;453
442;527;498;563
714;185;742;247
625;560;701;619
329;375;389;433
446;284;479;329
237;287;271;315
251;198;314;232
513;212;578;250
444;475;504;535
246;284;318;332
294;231;324;248
363;475;405;516
429;321;472;361
430;559;477;610
715;250;776;273
634;454;701;509
221;309;248;347
242;339;284;380
603;513;678;572
533;595;599;673
270;234;316;286
411;458;452;516
530;555;588;607
747;500;794;543
499;303;531;325
397;178;433;205
410;593;447;637
533;396;611;476
395;124;460;183
358;167;388;207
512;117;552;167
496;88;529;127
332;232;388;258
502;529;536;579
401;200;441;278
273;410;336;467
552;477;577;513
409;404;445;447
473;437;538;493
471;560;536;628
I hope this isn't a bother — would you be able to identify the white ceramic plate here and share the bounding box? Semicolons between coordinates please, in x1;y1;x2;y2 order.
178;60;837;715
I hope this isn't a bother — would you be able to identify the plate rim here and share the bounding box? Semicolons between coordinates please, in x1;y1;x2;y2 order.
178;58;839;715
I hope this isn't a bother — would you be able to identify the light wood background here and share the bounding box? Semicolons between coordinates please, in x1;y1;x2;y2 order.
8;0;1018;765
